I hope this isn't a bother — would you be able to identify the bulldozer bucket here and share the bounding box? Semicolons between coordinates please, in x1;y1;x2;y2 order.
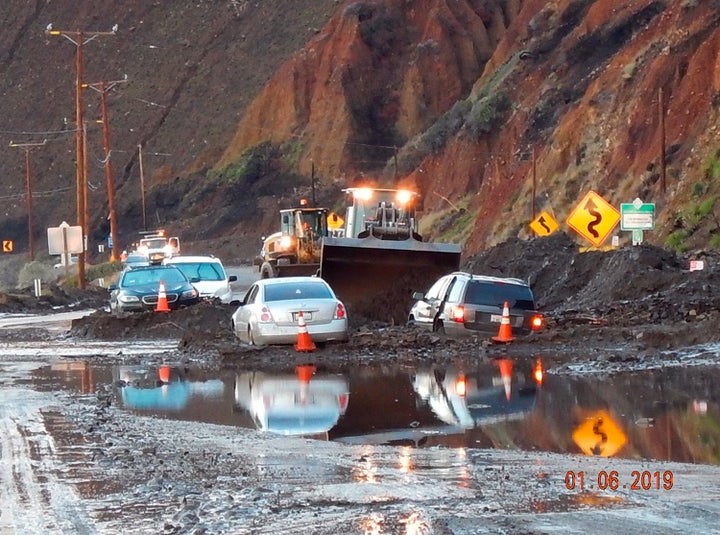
320;236;461;324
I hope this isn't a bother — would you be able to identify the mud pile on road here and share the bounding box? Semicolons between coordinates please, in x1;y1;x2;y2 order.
60;233;720;365
0;283;108;314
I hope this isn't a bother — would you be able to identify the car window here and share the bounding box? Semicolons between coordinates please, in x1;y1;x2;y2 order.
465;281;535;310
446;278;464;303
121;268;186;287
425;276;451;300
172;262;225;281
244;285;259;305
263;281;332;302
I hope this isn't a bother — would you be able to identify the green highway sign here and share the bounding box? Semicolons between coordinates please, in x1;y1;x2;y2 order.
620;198;655;231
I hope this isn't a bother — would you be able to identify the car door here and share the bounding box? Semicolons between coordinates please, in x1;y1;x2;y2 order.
413;276;453;329
234;284;259;340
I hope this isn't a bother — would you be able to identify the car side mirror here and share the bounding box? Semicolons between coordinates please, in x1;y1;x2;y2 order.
229;275;238;282
190;277;200;283
412;291;424;300
108;284;117;291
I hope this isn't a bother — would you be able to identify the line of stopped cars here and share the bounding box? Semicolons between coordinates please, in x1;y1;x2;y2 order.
109;254;543;343
109;254;238;316
228;271;543;347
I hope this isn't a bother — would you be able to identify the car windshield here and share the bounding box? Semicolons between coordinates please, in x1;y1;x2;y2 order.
121;268;187;287
465;281;535;310
140;238;167;249
263;281;332;302
171;262;225;281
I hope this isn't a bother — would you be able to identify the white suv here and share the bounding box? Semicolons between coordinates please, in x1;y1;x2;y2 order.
163;255;237;304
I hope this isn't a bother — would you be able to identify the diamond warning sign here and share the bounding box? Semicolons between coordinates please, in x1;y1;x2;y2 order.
566;191;620;247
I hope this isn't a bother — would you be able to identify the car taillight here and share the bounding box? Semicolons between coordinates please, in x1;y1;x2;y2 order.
259;306;272;322
335;302;346;319
531;314;544;330
337;393;349;411
451;305;465;323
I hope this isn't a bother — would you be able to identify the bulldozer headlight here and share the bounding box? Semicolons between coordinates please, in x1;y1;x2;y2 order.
353;188;374;201
279;235;293;250
395;189;414;205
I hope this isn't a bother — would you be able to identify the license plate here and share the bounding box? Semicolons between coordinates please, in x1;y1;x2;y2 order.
293;312;312;322
490;314;502;323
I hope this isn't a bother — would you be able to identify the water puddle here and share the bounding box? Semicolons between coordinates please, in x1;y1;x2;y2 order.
31;356;720;464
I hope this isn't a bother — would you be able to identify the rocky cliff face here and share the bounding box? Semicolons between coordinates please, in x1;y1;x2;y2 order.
219;0;720;255
1;0;719;263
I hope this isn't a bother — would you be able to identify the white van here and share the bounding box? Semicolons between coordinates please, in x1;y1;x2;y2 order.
163;255;237;304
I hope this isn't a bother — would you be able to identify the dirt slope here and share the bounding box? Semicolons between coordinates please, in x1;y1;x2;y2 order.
2;0;720;266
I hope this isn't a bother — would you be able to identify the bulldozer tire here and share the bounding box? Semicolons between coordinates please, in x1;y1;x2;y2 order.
260;262;276;279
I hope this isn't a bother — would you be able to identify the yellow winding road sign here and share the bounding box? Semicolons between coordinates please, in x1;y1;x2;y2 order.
566;191;620;247
529;211;559;236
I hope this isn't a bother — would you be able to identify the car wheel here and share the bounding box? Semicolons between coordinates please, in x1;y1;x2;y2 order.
407;315;416;327
433;319;445;335
260;262;275;279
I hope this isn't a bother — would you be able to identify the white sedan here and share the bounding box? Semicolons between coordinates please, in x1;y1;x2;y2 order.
231;276;348;346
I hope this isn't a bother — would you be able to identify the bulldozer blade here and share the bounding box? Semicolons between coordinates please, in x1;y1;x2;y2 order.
320;236;461;324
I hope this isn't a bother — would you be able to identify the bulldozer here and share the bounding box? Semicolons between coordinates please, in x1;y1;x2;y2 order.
257;203;328;278
258;188;462;324
320;187;461;324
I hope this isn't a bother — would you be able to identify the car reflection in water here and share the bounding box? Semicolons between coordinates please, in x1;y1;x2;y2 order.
233;365;350;438
413;357;543;429
116;365;225;412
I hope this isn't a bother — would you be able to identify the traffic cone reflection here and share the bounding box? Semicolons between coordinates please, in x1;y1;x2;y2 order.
491;301;514;343
294;311;316;352
495;358;513;400
158;365;171;383
155;280;171;313
296;365;316;405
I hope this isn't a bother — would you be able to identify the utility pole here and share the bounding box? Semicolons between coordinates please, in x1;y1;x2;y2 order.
84;77;127;261
9;139;47;260
137;145;171;231
45;24;117;288
138;144;146;231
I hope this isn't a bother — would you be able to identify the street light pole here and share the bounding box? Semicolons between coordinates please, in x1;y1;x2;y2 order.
45;25;117;288
84;78;127;261
9;140;47;260
138;144;146;231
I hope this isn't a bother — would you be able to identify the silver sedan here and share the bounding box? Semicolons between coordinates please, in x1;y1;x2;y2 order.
231;276;349;346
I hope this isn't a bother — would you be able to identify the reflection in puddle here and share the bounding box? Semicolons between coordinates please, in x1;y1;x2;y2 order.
33;356;720;464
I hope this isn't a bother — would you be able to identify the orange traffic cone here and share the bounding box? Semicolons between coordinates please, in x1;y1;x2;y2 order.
491;301;513;343
496;358;513;400
158;365;171;383
155;280;171;313
294;311;316;352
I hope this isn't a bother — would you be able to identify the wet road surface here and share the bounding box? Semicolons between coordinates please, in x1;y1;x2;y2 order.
2;316;720;533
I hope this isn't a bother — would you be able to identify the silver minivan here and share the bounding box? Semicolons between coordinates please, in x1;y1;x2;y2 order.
408;272;543;337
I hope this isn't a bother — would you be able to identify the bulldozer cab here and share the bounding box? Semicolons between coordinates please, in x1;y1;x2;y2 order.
281;208;328;240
